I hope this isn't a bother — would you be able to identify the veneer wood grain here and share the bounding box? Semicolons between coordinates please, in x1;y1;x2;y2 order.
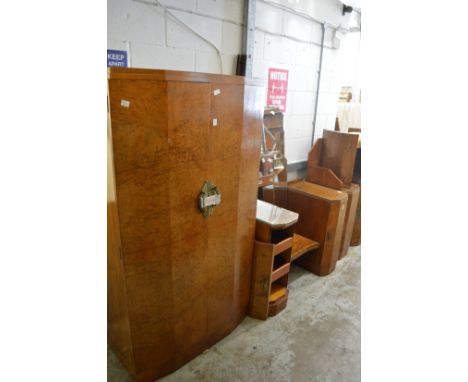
291;234;320;261
304;129;360;260
248;241;275;320
339;184;360;259
108;68;263;382
350;190;361;246
268;293;288;316
269;284;287;302
286;180;347;276
271;263;291;282
320;130;359;186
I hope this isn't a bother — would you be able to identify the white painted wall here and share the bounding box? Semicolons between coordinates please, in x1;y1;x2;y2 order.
108;0;244;74
337;31;361;101
107;0;357;164
252;0;354;163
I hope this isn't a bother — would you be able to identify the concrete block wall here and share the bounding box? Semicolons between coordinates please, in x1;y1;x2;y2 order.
108;0;244;74
108;0;354;164
252;0;350;164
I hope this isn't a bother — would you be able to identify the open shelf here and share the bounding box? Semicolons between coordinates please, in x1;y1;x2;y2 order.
273;236;293;256
271;262;290;282
291;234;320;261
268;291;288;317
250;200;298;320
269;283;287;303
273;254;288;270
271;229;291;244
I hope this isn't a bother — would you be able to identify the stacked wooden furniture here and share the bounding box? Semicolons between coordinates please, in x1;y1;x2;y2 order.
107;68;263;382
258;150;275;188
339;85;353;102
263;181;347;276
263;107;285;158
334;120;361;246
350;190;361;246
306;129;360;259
258;107;287;188
350;131;361;246
250;200;299;319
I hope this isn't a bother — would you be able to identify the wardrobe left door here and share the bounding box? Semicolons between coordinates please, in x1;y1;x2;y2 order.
109;78;177;378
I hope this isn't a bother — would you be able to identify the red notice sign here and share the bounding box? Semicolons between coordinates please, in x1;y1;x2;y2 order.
267;68;289;112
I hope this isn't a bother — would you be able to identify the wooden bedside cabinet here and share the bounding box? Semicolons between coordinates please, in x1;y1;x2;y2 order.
249;200;297;320
264;181;348;276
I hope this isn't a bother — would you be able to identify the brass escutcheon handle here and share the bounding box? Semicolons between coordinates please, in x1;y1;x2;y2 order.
198;180;221;218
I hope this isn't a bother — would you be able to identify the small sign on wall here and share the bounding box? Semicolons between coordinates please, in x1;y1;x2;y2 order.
107;49;128;67
267;68;289;112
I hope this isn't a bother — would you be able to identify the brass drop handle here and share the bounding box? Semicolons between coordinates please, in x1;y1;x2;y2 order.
199;180;221;218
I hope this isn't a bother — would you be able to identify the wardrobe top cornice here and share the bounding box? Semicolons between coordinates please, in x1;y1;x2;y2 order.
108;67;264;87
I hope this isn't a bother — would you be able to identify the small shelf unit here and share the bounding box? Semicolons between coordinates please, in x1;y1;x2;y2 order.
248;200;298;320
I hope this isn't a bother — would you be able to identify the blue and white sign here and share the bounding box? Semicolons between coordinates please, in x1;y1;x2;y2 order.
107;50;128;67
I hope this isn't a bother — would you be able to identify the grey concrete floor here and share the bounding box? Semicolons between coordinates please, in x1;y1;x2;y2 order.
108;246;361;382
